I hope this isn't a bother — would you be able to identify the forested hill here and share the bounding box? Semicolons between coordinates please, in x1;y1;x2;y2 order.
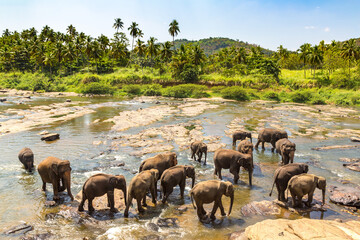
173;37;274;56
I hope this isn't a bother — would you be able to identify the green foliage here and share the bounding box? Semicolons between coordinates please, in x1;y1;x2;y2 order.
179;64;199;83
81;74;101;84
142;84;162;96
220;87;249;101
263;91;280;101
121;84;142;95
162;84;208;98
80;82;115;94
290;90;313;103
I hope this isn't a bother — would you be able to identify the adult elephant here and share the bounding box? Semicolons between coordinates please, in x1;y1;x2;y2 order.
18;147;34;172
78;173;127;213
190;180;234;221
275;138;296;165
160;165;195;203
38;157;73;201
232;130;252;147
139;152;177;179
124;169;159;217
287;173;326;208
237;140;253;155
190;141;207;164
213;149;253;186
269;163;309;201
255;128;288;152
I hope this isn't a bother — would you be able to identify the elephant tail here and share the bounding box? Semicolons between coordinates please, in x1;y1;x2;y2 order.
190;191;196;209
269;170;280;197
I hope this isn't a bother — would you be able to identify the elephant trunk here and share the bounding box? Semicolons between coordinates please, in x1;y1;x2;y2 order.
322;188;325;206
250;135;252;143
289;151;295;164
122;185;127;206
63;170;73;200
228;193;234;216
248;169;253;186
204;151;207;164
191;176;195;188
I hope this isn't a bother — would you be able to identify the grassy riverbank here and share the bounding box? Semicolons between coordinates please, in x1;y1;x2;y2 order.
0;68;359;106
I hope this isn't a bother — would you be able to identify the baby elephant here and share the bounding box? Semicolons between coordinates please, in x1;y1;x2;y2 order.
287;173;326;208
275;138;296;165
190;141;207;164
232;130;252;147
78;173;127;213
190;180;234;221
237;140;254;155
160;165;195;203
124;169;159;217
18;147;34;172
269;163;309;202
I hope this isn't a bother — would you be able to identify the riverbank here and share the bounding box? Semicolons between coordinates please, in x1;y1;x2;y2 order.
0;70;359;106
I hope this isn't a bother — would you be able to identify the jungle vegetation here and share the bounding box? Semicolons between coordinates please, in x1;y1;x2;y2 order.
0;18;359;106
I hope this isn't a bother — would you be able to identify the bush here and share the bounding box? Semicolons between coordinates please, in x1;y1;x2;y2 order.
80;82;115;94
263;91;280;101
81;75;101;84
122;84;142;95
162;84;208;98
142;84;162;96
179;64;199;83
220;87;249;101
290;90;312;103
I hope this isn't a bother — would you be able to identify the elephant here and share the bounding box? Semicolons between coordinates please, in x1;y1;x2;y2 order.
18;147;34;172
124;169;159;217
232;130;252;147
190;180;234;221
255;128;288;152
190;141;207;164
78;173;127;213
287;173;326;208
269;163;309;202
139;152;177;179
160;165;195;203
213;149;253;186
275;138;296;165
37;156;73;201
237;140;254;155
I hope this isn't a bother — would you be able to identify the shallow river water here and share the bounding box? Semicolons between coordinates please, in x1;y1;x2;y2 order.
0;93;359;239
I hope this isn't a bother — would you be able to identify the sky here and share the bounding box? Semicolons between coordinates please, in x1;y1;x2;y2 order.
0;0;359;51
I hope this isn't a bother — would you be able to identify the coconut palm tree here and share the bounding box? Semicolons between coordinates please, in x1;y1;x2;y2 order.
113;18;124;33
134;39;146;57
308;45;323;78
341;39;359;77
234;47;247;64
192;44;205;66
298;43;311;78
168;19;180;51
137;29;144;40
160;41;173;62
128;22;139;51
146;37;159;59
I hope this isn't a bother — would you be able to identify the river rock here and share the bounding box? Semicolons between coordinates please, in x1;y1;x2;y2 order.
0;98;6;102
312;145;360;150
38;130;49;135
21;233;52;240
339;158;360;163
41;133;60;141
343;162;360;172
65;99;71;102
153;217;179;228
240;200;281;217
230;218;360;240
3;221;33;235
350;137;360;142
328;185;360;207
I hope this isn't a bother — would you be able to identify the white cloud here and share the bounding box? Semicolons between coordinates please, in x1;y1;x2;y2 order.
324;27;330;32
305;26;315;30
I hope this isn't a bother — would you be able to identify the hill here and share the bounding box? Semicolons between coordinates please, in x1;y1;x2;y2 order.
173;37;274;56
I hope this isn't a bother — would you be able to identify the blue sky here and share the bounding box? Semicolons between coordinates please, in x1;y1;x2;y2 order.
0;0;359;51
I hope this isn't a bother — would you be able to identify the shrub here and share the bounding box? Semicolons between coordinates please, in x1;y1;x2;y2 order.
80;82;115;94
263;91;280;101
81;75;101;84
179;64;199;83
142;84;162;96
162;84;208;98
220;87;249;101
122;84;142;95
290;90;312;103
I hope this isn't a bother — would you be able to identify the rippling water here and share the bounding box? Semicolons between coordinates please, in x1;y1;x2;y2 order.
0;95;359;239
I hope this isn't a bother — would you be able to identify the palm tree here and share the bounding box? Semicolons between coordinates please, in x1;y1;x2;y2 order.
192;44;205;66
113;18;124;33
277;45;289;60
234;47;247;64
66;24;77;39
146;37;159;59
137;29;144;40
308;45;323;78
128;22;139;51
134;39;146;57
168;19;180;51
160;41;173;62
341;39;359;77
298;43;311;78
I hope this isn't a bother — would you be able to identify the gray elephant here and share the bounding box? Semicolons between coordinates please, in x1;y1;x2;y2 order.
124;169;159;217
139;152;177;179
18;148;34;172
275;138;296;165
269;163;309;201
190;180;234;221
237;140;253;155
78;173;127;213
160;165;195;203
255;128;288;152
232;130;252;147
190;141;207;164
213;149;253;186
287;173;326;208
37;156;73;201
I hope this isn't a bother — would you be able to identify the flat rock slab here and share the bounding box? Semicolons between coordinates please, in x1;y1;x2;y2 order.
241;200;281;217
343;162;360;172
329;185;360;207
2;222;33;235
230;218;360;240
41;133;60;141
350;137;360;142
339;158;360;163
274;199;327;213
312;145;360;150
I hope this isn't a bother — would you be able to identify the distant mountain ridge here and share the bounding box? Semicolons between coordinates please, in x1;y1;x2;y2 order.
173;37;274;56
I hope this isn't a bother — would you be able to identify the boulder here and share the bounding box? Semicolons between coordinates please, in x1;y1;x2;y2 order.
2;221;33;235
343;162;360;172
240;200;281;217
350;137;360;142
38;131;49;136
65;99;71;102
41;133;60;141
328;185;360;207
230;218;360;240
0;98;6;102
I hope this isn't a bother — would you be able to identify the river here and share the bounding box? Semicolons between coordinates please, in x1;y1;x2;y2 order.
0;93;359;239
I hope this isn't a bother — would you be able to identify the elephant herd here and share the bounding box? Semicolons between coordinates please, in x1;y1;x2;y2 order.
17;127;326;222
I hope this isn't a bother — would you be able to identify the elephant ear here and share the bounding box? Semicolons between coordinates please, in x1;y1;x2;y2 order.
51;163;58;175
109;177;118;186
226;183;233;195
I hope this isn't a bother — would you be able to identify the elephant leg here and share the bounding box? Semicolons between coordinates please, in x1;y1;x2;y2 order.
88;198;95;212
279;185;286;202
233;139;236;147
290;189;296;207
142;192;147;207
180;180;185;198
78;195;86;211
262;141;265;150
230;167;239;184
52;179;59;200
137;197;145;213
124;196;132;217
217;168;223;180
191;150;195;160
162;187;172;204
107;191;117;212
218;199;226;216
255;139;260;149
198;152;202;162
42;180;46;191
150;186;156;205
306;190;314;207
271;142;276;152
276;182;281;201
210;201;219;220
